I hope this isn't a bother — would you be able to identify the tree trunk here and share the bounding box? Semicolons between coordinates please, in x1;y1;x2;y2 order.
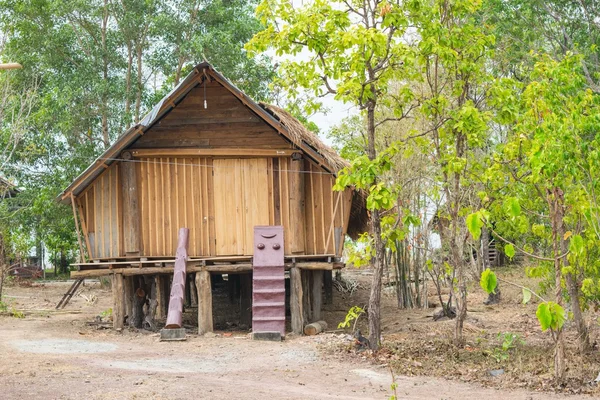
0;234;5;301
125;43;133;129
100;0;109;148
365;100;385;350
565;271;590;353
135;45;143;123
550;187;566;381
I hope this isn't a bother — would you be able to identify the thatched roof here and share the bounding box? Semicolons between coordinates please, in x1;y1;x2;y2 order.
260;104;368;239
260;104;349;172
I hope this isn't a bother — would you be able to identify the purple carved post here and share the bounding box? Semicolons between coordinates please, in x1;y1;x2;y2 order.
165;228;189;329
252;226;285;339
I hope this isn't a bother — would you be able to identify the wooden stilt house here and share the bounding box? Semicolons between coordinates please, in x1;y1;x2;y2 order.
58;62;367;334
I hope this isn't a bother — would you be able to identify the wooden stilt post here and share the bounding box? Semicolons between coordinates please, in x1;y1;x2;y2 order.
240;272;252;328
185;275;192;307
112;273;125;330
290;267;304;334
324;270;333;305
130;276;145;328
162;276;170;314
124;276;134;320
302;269;312;323
228;274;238;304
311;270;323;321
196;270;213;334
190;274;198;306
155;275;165;320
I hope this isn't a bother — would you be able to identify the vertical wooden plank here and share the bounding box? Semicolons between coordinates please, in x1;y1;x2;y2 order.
120;153;140;255
242;158;270;255
190;158;197;256
280;158;291;253
139;159;146;256
183;158;188;234
267;158;274;225
272;158;281;226
153;158;160;256
289;155;306;254
93;185;99;259
103;172;111;258
207;159;216;256
146;158;154;256
165;157;173;255
159;158;166;256
196;270;213;334
201;159;209;254
108;167;113;257
174;157;180;241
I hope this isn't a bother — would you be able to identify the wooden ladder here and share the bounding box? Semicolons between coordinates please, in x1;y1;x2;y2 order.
55;279;84;309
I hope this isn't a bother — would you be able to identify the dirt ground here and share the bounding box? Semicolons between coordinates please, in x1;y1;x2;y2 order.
0;270;598;400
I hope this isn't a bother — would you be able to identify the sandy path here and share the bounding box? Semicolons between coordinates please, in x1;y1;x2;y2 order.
0;282;592;400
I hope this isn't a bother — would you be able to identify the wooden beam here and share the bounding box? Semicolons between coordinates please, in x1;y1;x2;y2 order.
130;148;295;158
112;273;125;330
196;270;213;334
70;262;343;279
288;155;306;254
290;267;304;334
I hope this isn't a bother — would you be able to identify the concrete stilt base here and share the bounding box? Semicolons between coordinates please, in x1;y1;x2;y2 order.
160;328;187;341
252;331;282;341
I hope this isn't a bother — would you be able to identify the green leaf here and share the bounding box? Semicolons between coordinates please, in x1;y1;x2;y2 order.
504;244;515;259
536;301;566;331
536;302;552;331
480;268;498;294
466;212;483;240
522;288;532;304
504;198;521;217
569;234;584;256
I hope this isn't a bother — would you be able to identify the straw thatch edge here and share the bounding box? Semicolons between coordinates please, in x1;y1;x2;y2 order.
260;103;369;240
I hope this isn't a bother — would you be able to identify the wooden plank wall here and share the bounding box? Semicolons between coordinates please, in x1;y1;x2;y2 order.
302;161;349;256
131;81;292;150
77;156;352;259
213;158;271;255
78;164;122;259
137;157;214;257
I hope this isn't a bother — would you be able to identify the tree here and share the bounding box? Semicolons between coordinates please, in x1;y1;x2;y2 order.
471;53;600;380
0;0;274;275
407;0;494;344
247;0;414;348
